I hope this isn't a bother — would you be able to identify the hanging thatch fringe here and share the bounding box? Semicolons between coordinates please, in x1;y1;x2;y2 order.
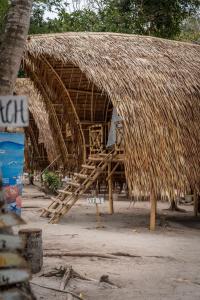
24;32;200;196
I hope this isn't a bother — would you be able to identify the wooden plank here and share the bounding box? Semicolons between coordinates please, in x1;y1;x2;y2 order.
52;199;63;205
43;208;55;214
67;181;80;188
50;197;63;204
88;156;103;161
82;164;95;170
0;252;27;268
0;289;32;300
58;190;72;195
0;213;25;228
0;234;24;251
99;153;109;157
0;269;30;287
74;173;88;179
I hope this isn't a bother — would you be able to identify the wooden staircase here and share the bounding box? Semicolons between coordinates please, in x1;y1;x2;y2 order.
41;149;117;224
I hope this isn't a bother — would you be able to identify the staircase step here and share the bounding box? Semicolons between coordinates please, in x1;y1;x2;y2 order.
67;181;80;187
82;164;95;170
58;190;73;195
43;208;56;214
51;197;63;204
41;149;117;223
74;173;88;179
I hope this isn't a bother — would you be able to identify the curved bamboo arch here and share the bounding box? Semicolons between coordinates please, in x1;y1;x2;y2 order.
42;56;86;162
24;59;69;167
23;54;87;170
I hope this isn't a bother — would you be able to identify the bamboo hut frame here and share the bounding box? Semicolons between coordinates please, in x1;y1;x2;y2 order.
16;32;200;229
15;78;59;165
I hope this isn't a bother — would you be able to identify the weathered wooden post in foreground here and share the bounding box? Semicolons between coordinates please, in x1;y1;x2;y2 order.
19;228;43;274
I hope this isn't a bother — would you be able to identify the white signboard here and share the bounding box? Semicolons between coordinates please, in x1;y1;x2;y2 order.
87;197;105;205
0;234;24;251
0;96;28;127
0;269;29;287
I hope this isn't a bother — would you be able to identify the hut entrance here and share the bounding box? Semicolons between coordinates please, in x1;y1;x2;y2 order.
89;124;104;155
114;120;124;153
88;108;124;156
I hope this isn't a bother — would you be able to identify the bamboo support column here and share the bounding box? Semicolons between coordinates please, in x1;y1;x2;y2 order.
96;203;101;228
193;192;198;217
108;162;114;214
150;193;157;231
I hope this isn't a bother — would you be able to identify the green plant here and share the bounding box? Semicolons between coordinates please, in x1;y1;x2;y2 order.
43;171;61;193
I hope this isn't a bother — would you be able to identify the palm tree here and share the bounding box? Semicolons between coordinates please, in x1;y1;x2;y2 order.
0;1;35;298
0;0;33;95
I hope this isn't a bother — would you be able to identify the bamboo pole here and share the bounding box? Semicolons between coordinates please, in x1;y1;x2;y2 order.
108;162;114;214
193;192;198;217
106;162;120;181
150;193;157;231
96;204;101;228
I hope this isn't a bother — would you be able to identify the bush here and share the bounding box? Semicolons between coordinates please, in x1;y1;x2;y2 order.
42;171;61;193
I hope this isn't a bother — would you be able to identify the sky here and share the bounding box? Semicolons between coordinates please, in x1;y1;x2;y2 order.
44;0;89;19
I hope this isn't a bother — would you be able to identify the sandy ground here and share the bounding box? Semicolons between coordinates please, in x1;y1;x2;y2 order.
17;185;200;300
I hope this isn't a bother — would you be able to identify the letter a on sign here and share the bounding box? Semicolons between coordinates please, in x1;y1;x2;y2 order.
0;96;29;127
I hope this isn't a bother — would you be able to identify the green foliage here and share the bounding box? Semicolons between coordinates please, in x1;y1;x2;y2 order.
1;0;199;41
29;0;67;34
0;0;9;34
43;171;61;192
179;15;200;41
98;0;200;38
58;9;100;32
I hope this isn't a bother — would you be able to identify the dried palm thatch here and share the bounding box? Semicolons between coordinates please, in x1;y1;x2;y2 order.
25;32;200;196
15;78;59;163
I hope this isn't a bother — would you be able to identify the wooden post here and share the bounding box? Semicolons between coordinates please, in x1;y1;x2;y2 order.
96;204;101;228
150;193;157;231
108;162;114;214
19;228;43;274
194;192;198;217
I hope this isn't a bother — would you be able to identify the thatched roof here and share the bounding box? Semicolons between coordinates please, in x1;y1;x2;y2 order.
24;32;200;195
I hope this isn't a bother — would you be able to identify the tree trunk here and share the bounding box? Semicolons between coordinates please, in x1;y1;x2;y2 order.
0;1;34;298
0;0;33;95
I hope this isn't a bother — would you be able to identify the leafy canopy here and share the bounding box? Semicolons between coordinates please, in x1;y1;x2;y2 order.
0;0;199;40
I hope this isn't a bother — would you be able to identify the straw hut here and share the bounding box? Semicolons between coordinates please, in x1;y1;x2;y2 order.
18;32;200;228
